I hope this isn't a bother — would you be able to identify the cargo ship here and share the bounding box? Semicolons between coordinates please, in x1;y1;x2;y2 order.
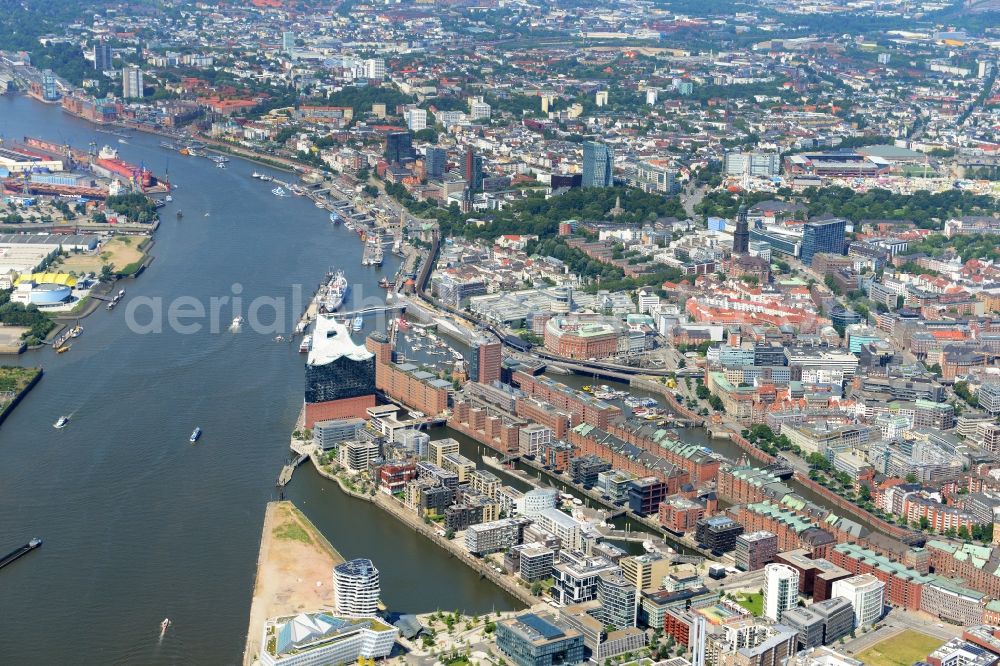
94;145;156;188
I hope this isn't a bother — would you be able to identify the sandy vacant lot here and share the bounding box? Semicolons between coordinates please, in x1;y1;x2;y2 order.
243;501;343;666
56;236;148;274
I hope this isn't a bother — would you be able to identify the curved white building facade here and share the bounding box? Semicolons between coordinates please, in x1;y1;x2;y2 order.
334;558;381;618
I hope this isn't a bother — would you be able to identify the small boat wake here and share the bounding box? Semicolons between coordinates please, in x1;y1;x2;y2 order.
159;617;171;641
229;316;245;332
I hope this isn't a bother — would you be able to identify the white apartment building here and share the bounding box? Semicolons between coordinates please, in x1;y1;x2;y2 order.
535;506;583;550
518;423;553;457
470;99;491;120
334;558;381;618
832;574;885;628
362;58;385;79
519;488;558;518
763;563;799;622
406;108;427;131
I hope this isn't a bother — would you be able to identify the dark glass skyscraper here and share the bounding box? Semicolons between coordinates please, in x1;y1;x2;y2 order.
385;131;414;164
425;147;447;179
582;141;613;188
94;42;113;71
800;218;846;266
305;355;375;404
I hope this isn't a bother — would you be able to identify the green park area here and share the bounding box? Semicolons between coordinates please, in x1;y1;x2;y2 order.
0;366;40;394
735;592;763;616
856;630;944;666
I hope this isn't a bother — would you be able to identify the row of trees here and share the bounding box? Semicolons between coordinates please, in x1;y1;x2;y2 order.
741;423;802;457
325;86;415;117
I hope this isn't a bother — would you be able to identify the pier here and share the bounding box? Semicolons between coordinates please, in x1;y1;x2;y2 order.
276;454;308;488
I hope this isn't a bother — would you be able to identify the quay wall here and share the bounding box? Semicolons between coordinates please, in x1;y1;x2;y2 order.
306;451;534;607
0;369;42;426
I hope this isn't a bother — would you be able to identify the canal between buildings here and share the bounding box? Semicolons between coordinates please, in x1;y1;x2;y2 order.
0;95;519;666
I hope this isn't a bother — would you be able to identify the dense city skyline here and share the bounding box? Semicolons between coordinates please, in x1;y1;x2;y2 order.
0;0;997;665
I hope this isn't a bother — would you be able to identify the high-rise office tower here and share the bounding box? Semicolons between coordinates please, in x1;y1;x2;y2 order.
597;570;637;628
831;574;885;629
93;42;113;71
424;147;447;180
122;66;144;99
385;132;413;164
362;58;385;80
800;218;847;266
763;563;800;622
334;558;381;618
582;141;613;188
733;205;750;254
469;335;501;384
282;31;295;54
406;108;427;131
463;148;483;192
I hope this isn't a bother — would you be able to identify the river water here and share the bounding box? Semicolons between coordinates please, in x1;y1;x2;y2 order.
0;95;518;665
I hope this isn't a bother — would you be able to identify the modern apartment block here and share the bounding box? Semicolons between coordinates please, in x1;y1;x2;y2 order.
334;558;381;618
696;516;745;554
551;550;619;605
496;613;585;666
831;574;885;629
465;518;522;556
779;597;854;650
260;612;398;666
597;570;638;628
734;531;778;572
763;563;800;622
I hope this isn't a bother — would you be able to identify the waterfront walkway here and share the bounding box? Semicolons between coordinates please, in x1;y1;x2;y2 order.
304;452;535;607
